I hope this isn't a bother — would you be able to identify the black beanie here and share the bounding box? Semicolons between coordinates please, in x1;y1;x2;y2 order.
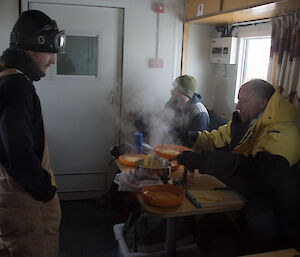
10;10;60;53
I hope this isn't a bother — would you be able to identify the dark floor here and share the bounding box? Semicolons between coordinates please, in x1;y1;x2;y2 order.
57;199;300;257
58;199;122;257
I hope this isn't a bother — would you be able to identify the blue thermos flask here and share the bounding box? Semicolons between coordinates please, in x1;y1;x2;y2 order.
134;132;143;154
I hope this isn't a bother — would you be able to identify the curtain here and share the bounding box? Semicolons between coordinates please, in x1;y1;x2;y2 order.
267;13;300;127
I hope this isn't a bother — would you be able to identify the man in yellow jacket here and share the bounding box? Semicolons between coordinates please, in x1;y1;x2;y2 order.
177;79;300;256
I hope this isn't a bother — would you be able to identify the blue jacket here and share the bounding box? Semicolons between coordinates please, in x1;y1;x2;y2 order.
170;93;210;133
182;93;210;131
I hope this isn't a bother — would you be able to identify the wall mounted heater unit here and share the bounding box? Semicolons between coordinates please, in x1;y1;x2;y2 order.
211;37;238;64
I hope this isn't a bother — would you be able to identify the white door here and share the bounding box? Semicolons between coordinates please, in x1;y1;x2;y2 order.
27;2;123;199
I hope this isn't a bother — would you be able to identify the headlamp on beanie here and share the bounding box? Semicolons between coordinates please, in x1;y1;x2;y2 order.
10;20;65;53
10;10;65;53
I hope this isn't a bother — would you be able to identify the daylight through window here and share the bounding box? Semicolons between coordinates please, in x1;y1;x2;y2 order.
235;37;271;102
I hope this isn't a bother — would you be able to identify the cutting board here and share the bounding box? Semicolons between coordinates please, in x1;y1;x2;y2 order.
185;188;246;208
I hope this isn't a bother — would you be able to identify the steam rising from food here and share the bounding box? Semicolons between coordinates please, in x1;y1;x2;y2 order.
118;0;185;146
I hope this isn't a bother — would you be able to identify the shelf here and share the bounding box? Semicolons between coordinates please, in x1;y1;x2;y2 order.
184;0;300;25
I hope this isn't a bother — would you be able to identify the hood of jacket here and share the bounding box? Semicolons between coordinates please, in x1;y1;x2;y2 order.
184;93;202;111
257;90;298;127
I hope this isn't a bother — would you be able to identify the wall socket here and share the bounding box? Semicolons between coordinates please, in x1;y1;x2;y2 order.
149;58;163;68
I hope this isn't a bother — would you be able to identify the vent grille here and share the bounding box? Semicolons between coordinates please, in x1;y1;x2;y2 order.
54;172;106;193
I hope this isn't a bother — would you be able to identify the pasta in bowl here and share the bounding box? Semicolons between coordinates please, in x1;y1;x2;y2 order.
135;153;171;183
118;154;146;166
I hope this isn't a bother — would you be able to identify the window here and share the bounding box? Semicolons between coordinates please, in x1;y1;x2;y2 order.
235;36;271;102
49;30;101;80
57;35;98;76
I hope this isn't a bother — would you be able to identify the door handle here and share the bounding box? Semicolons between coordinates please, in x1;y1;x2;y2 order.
110;90;114;104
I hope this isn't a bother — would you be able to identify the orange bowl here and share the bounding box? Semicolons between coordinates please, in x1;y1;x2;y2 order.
141;184;184;207
118;154;146;166
154;144;192;160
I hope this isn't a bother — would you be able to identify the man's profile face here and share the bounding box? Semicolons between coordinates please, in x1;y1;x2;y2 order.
170;87;188;110
171;87;183;97
236;83;266;122
27;51;55;74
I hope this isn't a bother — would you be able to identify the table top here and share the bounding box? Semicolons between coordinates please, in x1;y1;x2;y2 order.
114;159;245;218
136;174;245;218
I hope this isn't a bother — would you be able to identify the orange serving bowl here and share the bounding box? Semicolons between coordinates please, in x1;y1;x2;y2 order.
153;144;192;160
141;184;184;208
118;154;146;166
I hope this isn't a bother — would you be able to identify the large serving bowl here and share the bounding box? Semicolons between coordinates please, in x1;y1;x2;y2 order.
118;153;146;166
134;159;171;183
141;184;184;207
153;144;192;160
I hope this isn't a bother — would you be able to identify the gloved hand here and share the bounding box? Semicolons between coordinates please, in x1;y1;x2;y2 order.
177;151;203;170
174;131;198;147
177;150;241;178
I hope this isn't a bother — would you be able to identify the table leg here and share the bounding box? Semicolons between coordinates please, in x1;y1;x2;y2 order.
165;217;177;257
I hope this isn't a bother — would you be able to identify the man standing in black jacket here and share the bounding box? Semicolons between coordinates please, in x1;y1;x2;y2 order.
0;10;65;257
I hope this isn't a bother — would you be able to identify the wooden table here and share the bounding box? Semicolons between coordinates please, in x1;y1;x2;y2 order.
137;174;245;257
114;159;246;257
136;174;245;217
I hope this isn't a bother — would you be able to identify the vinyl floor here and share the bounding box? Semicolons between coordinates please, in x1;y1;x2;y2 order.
58;200;122;257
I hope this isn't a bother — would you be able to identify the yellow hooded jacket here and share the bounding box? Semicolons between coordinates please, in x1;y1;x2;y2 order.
194;91;300;166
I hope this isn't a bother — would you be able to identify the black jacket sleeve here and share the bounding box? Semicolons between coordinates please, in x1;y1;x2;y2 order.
201;151;290;197
0;76;56;202
177;150;291;199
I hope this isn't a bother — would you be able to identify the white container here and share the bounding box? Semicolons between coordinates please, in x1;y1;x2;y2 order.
113;223;198;257
211;37;238;64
